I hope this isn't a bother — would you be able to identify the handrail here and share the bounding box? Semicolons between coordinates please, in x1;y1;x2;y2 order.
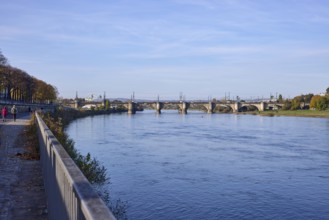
35;112;116;220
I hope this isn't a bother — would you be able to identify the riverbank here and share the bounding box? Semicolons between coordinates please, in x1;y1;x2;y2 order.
238;109;329;118
55;108;126;126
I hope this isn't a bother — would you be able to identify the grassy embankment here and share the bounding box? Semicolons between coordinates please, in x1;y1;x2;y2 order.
257;110;329;118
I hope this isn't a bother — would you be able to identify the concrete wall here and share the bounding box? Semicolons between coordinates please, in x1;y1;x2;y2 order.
35;113;116;220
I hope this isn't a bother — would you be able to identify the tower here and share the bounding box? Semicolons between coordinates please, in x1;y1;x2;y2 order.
102;91;106;107
74;91;80;109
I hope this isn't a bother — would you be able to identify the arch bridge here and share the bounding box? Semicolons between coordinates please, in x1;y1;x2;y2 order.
137;101;285;114
71;99;287;114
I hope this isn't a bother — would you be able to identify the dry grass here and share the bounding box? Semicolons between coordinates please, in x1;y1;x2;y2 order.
259;110;329;118
16;117;40;160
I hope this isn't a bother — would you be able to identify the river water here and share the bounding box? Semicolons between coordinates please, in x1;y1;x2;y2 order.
66;110;329;220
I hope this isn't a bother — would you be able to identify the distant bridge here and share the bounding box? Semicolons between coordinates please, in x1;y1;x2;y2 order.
72;99;310;114
137;101;287;114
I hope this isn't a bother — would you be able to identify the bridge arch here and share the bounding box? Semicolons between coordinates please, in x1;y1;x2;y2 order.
239;104;260;112
215;104;233;113
198;105;208;112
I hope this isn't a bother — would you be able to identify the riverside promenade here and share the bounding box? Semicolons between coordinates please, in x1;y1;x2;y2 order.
0;114;47;220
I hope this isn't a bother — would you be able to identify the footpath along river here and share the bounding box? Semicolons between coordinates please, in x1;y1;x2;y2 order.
67;110;329;220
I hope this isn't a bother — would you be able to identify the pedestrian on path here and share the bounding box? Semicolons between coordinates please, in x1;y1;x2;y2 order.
11;105;17;122
1;106;8;122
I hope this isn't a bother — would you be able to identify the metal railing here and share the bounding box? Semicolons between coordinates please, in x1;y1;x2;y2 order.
35;113;116;220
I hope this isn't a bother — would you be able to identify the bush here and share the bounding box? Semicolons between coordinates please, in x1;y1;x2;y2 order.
75;153;108;185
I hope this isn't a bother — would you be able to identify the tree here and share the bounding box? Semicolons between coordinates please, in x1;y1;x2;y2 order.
32;78;57;102
291;98;301;110
290;95;304;110
303;93;314;103
0;50;57;102
326;87;329;95
0;50;8;66
310;95;328;111
289;94;314;110
278;94;283;103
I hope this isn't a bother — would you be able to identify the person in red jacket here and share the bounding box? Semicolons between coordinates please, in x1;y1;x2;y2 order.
1;106;8;122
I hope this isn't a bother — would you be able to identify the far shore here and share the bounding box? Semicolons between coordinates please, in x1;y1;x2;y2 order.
237;110;329;118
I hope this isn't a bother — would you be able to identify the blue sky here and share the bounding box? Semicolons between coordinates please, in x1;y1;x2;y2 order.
1;0;329;100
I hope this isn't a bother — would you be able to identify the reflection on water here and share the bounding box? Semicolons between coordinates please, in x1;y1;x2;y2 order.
67;110;329;220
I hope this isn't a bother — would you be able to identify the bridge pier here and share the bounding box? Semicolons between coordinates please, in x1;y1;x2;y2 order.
206;101;216;114
233;102;241;113
178;102;189;114
127;101;137;114
155;102;164;114
259;102;265;111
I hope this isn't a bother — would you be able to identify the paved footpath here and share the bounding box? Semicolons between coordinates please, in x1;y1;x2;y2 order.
0;114;47;220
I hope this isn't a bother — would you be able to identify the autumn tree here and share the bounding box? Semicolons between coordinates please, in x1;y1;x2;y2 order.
290;96;303;110
0;66;12;99
32;78;57;102
0;50;57;102
310;95;328;111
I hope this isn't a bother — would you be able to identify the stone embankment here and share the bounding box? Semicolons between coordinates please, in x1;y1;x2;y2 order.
0;113;47;220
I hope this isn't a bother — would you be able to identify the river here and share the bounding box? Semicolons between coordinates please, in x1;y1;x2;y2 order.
66;110;329;220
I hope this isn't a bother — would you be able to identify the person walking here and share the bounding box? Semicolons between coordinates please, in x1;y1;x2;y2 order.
11;105;18;122
1;106;8;122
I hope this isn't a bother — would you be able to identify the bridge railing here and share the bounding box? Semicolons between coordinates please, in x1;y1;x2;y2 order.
35;113;116;220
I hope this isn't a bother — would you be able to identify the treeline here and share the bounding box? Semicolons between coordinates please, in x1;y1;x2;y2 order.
0;50;57;103
283;88;329;111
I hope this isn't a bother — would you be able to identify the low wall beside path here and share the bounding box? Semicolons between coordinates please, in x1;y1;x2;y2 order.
0;100;56;113
35;112;116;220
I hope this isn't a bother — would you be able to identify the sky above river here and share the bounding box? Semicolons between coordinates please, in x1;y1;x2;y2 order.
1;0;329;100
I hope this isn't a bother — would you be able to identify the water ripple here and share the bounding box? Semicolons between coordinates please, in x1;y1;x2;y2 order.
67;111;329;220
